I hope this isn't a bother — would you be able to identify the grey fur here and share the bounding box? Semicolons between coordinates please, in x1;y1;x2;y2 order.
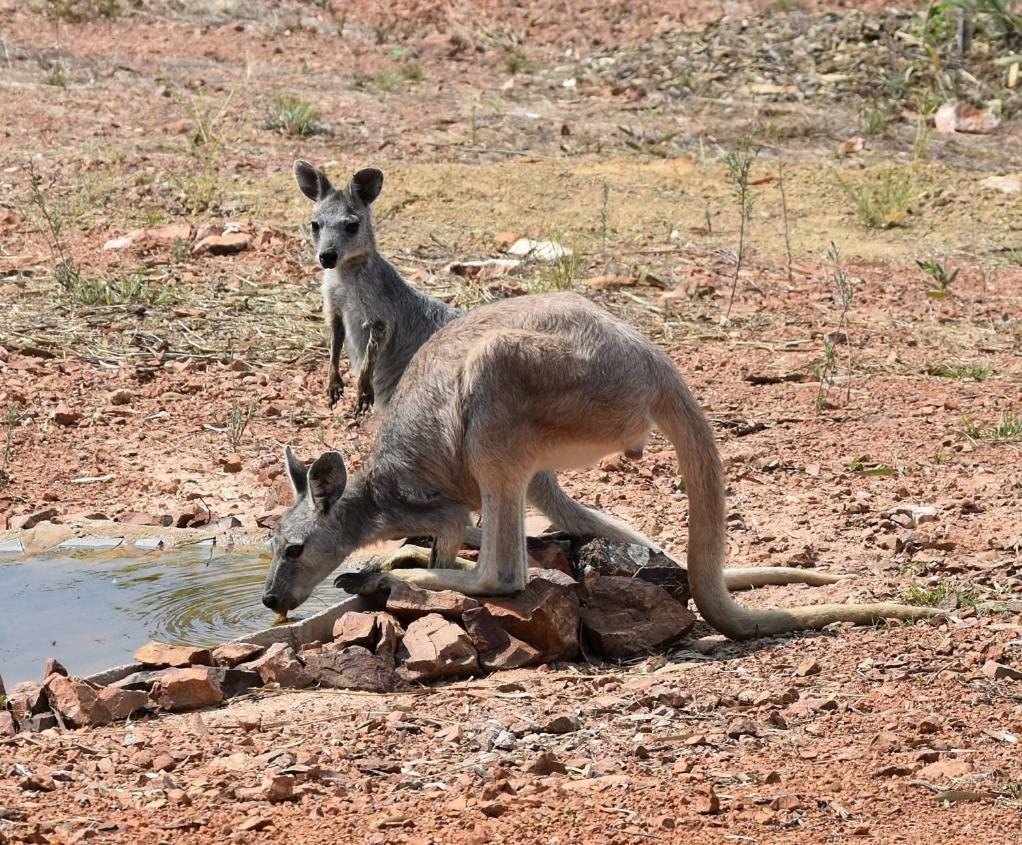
263;293;939;640
293;159;457;410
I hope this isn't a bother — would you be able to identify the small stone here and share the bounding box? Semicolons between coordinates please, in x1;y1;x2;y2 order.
981;660;1022;681
43;657;68;679
52;405;81;426
539;713;580;734
0;712;16;736
332;612;381;650
211;642;264;668
192;232;251;255
151;666;224;711
795;657;821;677
480;801;507;818
110;388;134;406
134;641;212;668
693;785;720;814
934;101;1000;134
219;454;243;473
152;753;177;772
771;793;802;811
726;717;761;739
525;751;567;775
396;614;478;682
917;758;973;779
29;713;57;732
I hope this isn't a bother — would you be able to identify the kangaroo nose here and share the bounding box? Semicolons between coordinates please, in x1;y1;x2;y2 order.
318;250;338;269
262;593;280;611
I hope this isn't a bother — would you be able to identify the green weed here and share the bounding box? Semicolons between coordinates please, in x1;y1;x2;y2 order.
722;139;758;323
505;47;532;74
963;411;1022;441
67;271;177;307
0;404;18;492
38;0;121;21
837;168;918;230
271;95;318;137
927;361;993;380
917;257;960;298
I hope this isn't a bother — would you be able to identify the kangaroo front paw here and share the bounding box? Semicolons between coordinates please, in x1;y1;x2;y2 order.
334;570;390;595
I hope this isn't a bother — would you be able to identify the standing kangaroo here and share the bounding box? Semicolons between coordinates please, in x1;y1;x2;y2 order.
262;293;938;640
293;160;456;413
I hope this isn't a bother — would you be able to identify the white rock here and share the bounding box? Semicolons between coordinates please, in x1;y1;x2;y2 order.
979;175;1020;195
508;238;572;261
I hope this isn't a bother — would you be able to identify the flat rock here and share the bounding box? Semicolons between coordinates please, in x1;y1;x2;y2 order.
386;581;479;620
981;660;1022;681
98;686;150;721
575;539;690;603
580;576;695;658
44;674;112;728
134;641;212;668
109;668;173;692
152;667;224;711
211;642;264;668
396;614;478;683
304;646;408;692
483;579;580;662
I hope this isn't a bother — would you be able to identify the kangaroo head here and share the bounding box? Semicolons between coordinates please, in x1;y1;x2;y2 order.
293;159;383;270
262;446;350;614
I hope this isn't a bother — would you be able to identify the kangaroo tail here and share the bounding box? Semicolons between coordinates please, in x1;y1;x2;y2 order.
651;362;939;639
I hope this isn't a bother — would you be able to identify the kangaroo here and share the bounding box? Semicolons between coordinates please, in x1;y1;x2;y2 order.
262;292;939;640
293;159;456;413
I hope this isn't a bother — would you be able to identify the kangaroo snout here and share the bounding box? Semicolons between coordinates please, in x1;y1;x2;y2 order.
262;592;285;612
318;250;338;269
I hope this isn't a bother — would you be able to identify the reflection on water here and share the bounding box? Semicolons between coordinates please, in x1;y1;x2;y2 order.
0;548;339;684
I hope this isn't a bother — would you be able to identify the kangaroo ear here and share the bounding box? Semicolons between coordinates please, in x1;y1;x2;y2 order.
284;446;309;499
350;168;383;206
294;159;332;201
307;450;347;514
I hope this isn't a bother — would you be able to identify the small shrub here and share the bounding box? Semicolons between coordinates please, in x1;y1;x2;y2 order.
505;47;532;75
837;169;918;229
39;0;120;21
963;411;1022;441
272;95;318;137
917;257;959;298
927;361;993;381
68;271;176;307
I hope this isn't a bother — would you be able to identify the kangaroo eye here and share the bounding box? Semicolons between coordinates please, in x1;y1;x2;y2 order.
310;221;320;235
344;220;359;235
285;543;304;559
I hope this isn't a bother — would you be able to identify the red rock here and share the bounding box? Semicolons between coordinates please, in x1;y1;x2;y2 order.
261;773;295;803
540;713;580;734
463;607;544;672
482;579;580;662
981;660;1022;681
525;750;567;775
44;674;112;727
134;641;212;668
52;405;81;426
396;614;478;682
726;717;761;739
527;540;574;576
212;642;264;668
152;753;176;772
152;666;224;711
10;508;59;530
8;681;48;718
120;512;156;525
934;101;1000;134
332;612;380;649
98;686;150;721
248;642;311;688
192;232;251;255
147;222;192;244
795;656;821;677
30;713;58;732
693;785;720;814
0;711;16;736
109;388;134;405
219;454;243;473
917;759;973;779
43;657;68;678
304;646;408;692
579;577;695;658
386;581;479;620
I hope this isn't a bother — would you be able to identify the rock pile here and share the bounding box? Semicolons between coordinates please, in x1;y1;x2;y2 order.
0;539;695;734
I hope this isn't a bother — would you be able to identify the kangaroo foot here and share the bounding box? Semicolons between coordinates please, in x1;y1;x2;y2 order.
334;570;391;595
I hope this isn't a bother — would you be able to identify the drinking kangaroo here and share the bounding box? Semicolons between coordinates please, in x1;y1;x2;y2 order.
263;292;938;640
292;160;838;600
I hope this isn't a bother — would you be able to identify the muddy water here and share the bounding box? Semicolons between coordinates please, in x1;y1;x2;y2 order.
0;547;339;685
